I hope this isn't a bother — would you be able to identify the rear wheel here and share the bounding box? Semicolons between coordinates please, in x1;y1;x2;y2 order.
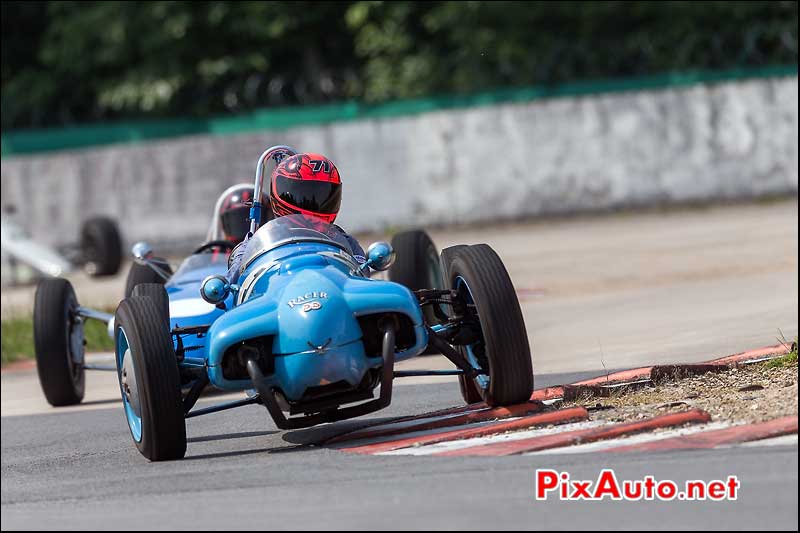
114;296;186;461
81;217;122;277
33;279;85;406
124;259;172;298
389;230;442;291
445;244;533;406
389;230;444;355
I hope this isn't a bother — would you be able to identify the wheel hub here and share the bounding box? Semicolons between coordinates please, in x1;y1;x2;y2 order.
68;316;85;366
120;349;141;417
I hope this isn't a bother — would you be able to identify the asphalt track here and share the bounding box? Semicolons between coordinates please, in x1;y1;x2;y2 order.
2;200;798;530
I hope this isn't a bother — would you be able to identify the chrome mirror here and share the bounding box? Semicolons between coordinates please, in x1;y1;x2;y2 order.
200;275;231;304
364;241;396;272
131;242;154;265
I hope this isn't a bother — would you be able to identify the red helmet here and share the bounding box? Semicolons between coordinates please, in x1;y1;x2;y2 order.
269;153;342;224
219;185;255;243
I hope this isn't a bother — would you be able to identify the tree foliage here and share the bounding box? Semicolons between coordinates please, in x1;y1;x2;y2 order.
2;1;797;129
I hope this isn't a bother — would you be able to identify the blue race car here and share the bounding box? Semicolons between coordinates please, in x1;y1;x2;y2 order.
32;145;533;461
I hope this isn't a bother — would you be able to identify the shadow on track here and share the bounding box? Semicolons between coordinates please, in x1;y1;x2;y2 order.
179;416;410;460
188;430;278;444
79;398;122;407
183;443;309;461
281;416;405;446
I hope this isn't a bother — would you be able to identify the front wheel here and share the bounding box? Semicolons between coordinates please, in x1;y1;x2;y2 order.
115;296;186;461
131;283;170;327
444;244;533;406
33;279;85;406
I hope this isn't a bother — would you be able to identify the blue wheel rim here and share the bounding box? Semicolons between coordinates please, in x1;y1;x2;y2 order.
455;276;490;391
116;327;143;443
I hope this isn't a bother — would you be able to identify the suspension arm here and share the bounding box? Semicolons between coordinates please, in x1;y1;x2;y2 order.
425;326;479;378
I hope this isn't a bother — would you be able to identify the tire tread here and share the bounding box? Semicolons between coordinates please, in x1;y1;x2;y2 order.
115;296;185;460
33;279;84;406
82;217;122;276
389;230;443;333
124;258;171;298
447;244;533;406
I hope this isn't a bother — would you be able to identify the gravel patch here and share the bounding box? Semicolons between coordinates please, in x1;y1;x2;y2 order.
558;358;798;425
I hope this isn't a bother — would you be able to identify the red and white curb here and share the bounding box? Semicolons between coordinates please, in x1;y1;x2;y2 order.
326;344;797;457
327;401;550;445
603;415;798;454
339;407;591;455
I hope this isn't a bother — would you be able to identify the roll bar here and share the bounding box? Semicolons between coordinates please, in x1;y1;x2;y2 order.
249;145;298;235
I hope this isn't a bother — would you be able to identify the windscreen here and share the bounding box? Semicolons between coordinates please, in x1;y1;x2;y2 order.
239;214;353;269
205;183;256;242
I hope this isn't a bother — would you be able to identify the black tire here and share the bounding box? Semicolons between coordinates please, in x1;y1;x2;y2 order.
442;244;483;404
81;217;122;277
389;230;442;290
33;278;85;406
439;245;469;318
131;283;170;327
441;245;482;402
114;296;186;461
440;245;469;275
389;229;443;327
445;244;533;406
458;369;484;404
124;259;172;298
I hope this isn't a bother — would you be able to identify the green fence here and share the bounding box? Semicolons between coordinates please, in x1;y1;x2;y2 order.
2;64;797;158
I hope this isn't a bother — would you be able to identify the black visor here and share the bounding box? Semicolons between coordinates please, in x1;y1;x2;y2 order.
220;206;251;242
274;176;342;215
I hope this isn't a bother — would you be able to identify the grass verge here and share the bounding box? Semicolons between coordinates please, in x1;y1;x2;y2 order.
767;343;798;369
1;313;115;366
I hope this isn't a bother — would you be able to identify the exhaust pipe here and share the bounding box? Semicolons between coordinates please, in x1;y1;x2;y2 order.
246;322;397;430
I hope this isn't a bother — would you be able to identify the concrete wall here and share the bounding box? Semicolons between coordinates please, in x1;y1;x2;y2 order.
1;76;797;248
